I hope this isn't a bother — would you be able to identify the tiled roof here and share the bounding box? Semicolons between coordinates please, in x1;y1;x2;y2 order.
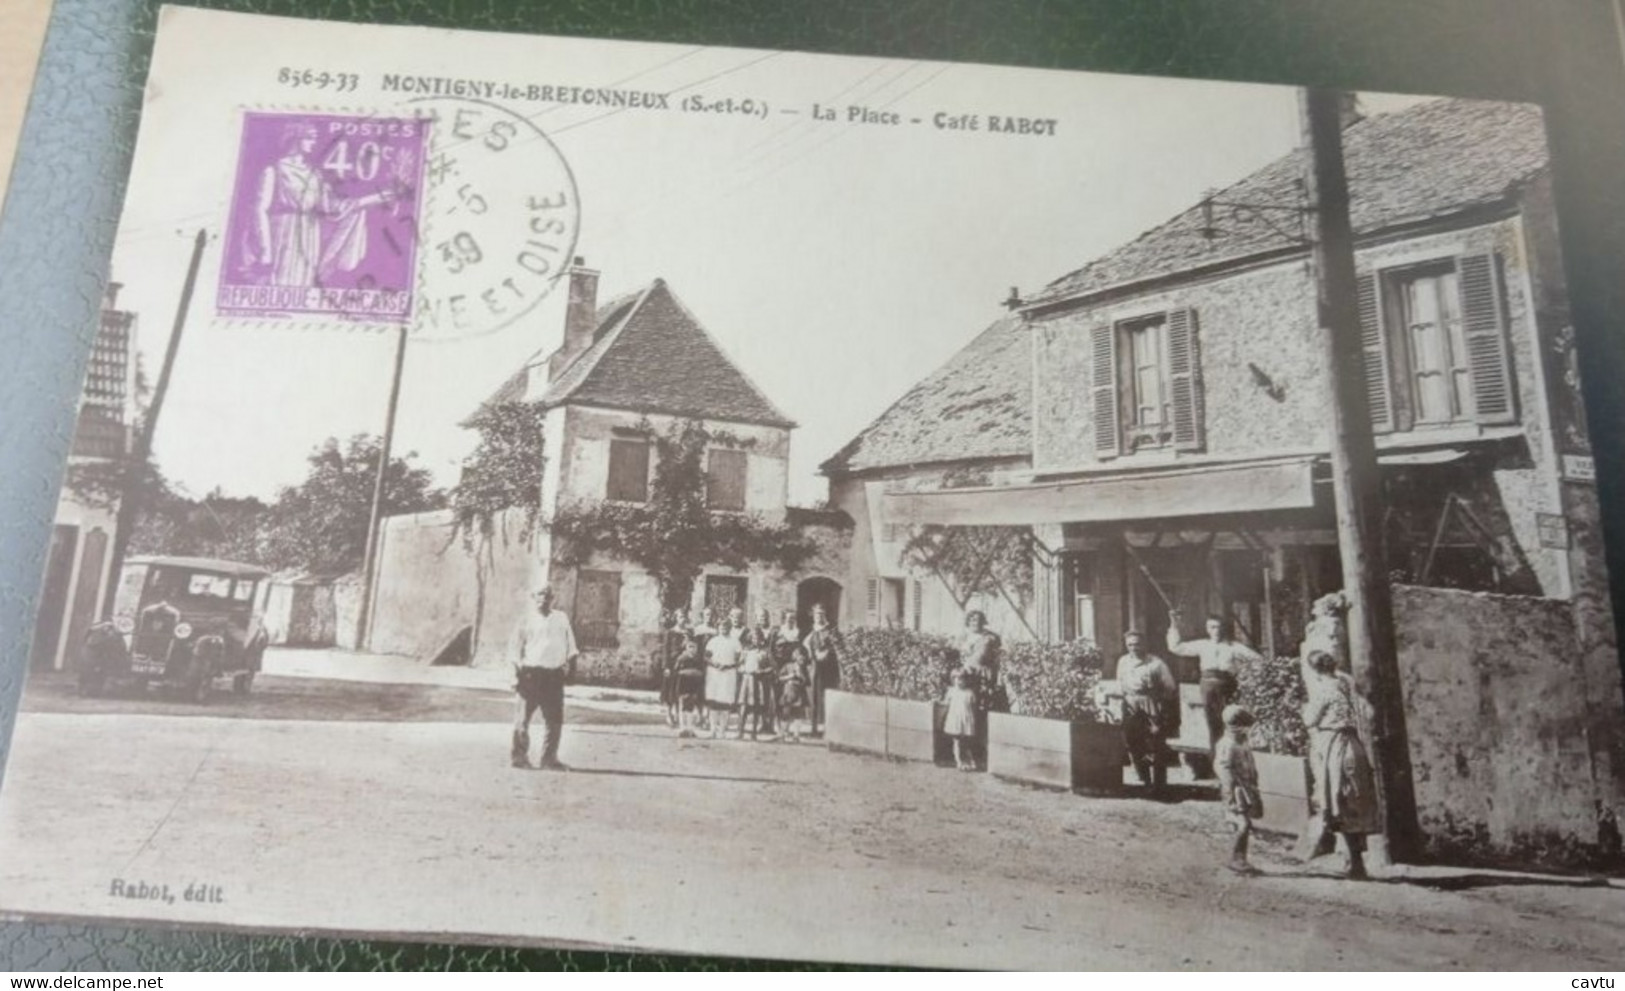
1028;98;1548;306
470;282;794;429
820;314;1031;475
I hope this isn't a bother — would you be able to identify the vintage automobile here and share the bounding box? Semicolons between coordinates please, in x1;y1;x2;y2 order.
77;555;270;701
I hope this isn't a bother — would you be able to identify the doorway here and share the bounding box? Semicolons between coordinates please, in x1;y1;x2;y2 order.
30;525;78;671
796;576;842;634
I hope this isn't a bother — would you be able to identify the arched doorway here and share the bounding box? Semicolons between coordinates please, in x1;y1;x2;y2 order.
796;577;842;634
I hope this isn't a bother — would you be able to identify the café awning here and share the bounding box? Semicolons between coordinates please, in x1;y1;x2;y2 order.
880;456;1319;527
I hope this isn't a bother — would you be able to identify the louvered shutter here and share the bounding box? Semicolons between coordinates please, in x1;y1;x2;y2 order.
1167;308;1205;452
1357;272;1397;433
1090;323;1120;459
1457;253;1516;425
865;578;880;626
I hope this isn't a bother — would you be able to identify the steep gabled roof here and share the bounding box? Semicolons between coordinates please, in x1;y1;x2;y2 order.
820;314;1031;476
1028;98;1549;307
471;280;795;429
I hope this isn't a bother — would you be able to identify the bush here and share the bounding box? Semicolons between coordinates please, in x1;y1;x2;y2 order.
1001;640;1104;722
1236;654;1308;757
576;648;661;690
837;628;1105;722
837;628;956;702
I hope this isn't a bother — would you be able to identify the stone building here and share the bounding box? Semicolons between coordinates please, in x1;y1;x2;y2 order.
32;282;138;672
828;98;1624;855
367;262;850;675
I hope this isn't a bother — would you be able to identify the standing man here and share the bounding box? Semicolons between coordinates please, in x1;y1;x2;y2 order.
1116;630;1179;790
510;586;579;771
1166;609;1263;755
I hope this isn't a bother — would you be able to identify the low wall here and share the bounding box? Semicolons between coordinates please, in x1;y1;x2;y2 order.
1394;584;1621;865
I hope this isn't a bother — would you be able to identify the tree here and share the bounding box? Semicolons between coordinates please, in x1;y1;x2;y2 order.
259;434;445;574
450;401;548;548
547;419;814;612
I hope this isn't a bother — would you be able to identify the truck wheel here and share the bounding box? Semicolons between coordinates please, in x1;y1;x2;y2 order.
232;672;254;696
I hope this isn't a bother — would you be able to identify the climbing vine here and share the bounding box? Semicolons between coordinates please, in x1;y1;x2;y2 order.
546;418;815;611
450;400;549;549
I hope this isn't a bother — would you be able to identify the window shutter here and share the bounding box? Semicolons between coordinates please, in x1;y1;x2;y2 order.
1457;253;1516;425
1090;323;1120;459
1167;308;1205;452
865;578;880;626
912;580;923;631
1357;272;1396;433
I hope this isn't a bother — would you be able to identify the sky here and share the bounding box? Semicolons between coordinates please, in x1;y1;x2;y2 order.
109;8;1435;507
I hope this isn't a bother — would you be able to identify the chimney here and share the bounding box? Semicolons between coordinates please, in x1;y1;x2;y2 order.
548;257;600;381
104;281;123;310
1003;286;1024;311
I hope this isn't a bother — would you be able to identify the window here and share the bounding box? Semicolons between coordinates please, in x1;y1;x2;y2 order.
1359;253;1516;433
186;574;234;599
1091;308;1203;459
576;570;622;649
704;575;748;620
880;578;905;629
606;438;650;503
706;448;748;512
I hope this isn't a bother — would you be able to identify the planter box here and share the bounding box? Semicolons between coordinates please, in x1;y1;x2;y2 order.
885;698;951;765
988;712;1125;793
824;690;887;756
1254;751;1311;836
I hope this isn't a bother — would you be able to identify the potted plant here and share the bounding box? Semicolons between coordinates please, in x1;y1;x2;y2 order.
986;641;1123;793
1236;654;1313;835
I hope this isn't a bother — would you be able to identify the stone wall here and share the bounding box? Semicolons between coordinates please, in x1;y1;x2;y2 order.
1029;214;1571;598
1393;584;1624;863
368;506;537;667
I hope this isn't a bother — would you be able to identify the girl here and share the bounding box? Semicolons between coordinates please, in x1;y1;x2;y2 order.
942;668;979;771
776;643;812;742
736;622;772;740
673;635;706;738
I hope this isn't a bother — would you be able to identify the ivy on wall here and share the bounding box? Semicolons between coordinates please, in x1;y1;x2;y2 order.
546;418;814;611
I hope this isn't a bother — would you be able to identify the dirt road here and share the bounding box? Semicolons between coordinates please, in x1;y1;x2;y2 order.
1;667;1621;969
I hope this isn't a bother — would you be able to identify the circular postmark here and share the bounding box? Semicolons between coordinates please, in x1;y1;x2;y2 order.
406;96;581;341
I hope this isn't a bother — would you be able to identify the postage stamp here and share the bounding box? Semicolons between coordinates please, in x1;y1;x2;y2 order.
219;111;430;324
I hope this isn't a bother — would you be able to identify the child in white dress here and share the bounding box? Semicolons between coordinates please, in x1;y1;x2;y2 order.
942;669;979;771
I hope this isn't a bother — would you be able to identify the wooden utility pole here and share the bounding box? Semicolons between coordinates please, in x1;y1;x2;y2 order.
102;228;207;620
355;324;409;651
1300;88;1420;863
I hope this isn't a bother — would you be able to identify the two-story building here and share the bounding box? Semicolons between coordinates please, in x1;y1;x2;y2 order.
367;261;850;673
828;97;1625;855
32;281;139;672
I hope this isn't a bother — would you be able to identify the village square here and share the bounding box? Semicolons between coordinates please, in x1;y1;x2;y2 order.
5;74;1625;970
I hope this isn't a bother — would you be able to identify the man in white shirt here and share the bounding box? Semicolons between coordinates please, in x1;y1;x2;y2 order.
1166;609;1263;757
510;586;579;770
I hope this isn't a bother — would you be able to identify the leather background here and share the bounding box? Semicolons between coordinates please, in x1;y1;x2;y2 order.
1;0;1623;971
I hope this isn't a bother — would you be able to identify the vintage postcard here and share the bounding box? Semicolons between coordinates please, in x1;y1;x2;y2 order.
2;4;1623;970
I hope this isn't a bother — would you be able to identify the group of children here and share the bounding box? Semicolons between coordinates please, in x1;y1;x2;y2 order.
660;606;817;742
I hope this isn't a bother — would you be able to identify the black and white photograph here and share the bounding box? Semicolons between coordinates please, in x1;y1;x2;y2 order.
1;3;1623;971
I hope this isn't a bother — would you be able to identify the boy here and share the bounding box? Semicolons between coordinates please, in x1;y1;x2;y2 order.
1215;704;1265;875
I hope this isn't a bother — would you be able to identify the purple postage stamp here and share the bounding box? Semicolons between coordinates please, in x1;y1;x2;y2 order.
219;112;430;323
